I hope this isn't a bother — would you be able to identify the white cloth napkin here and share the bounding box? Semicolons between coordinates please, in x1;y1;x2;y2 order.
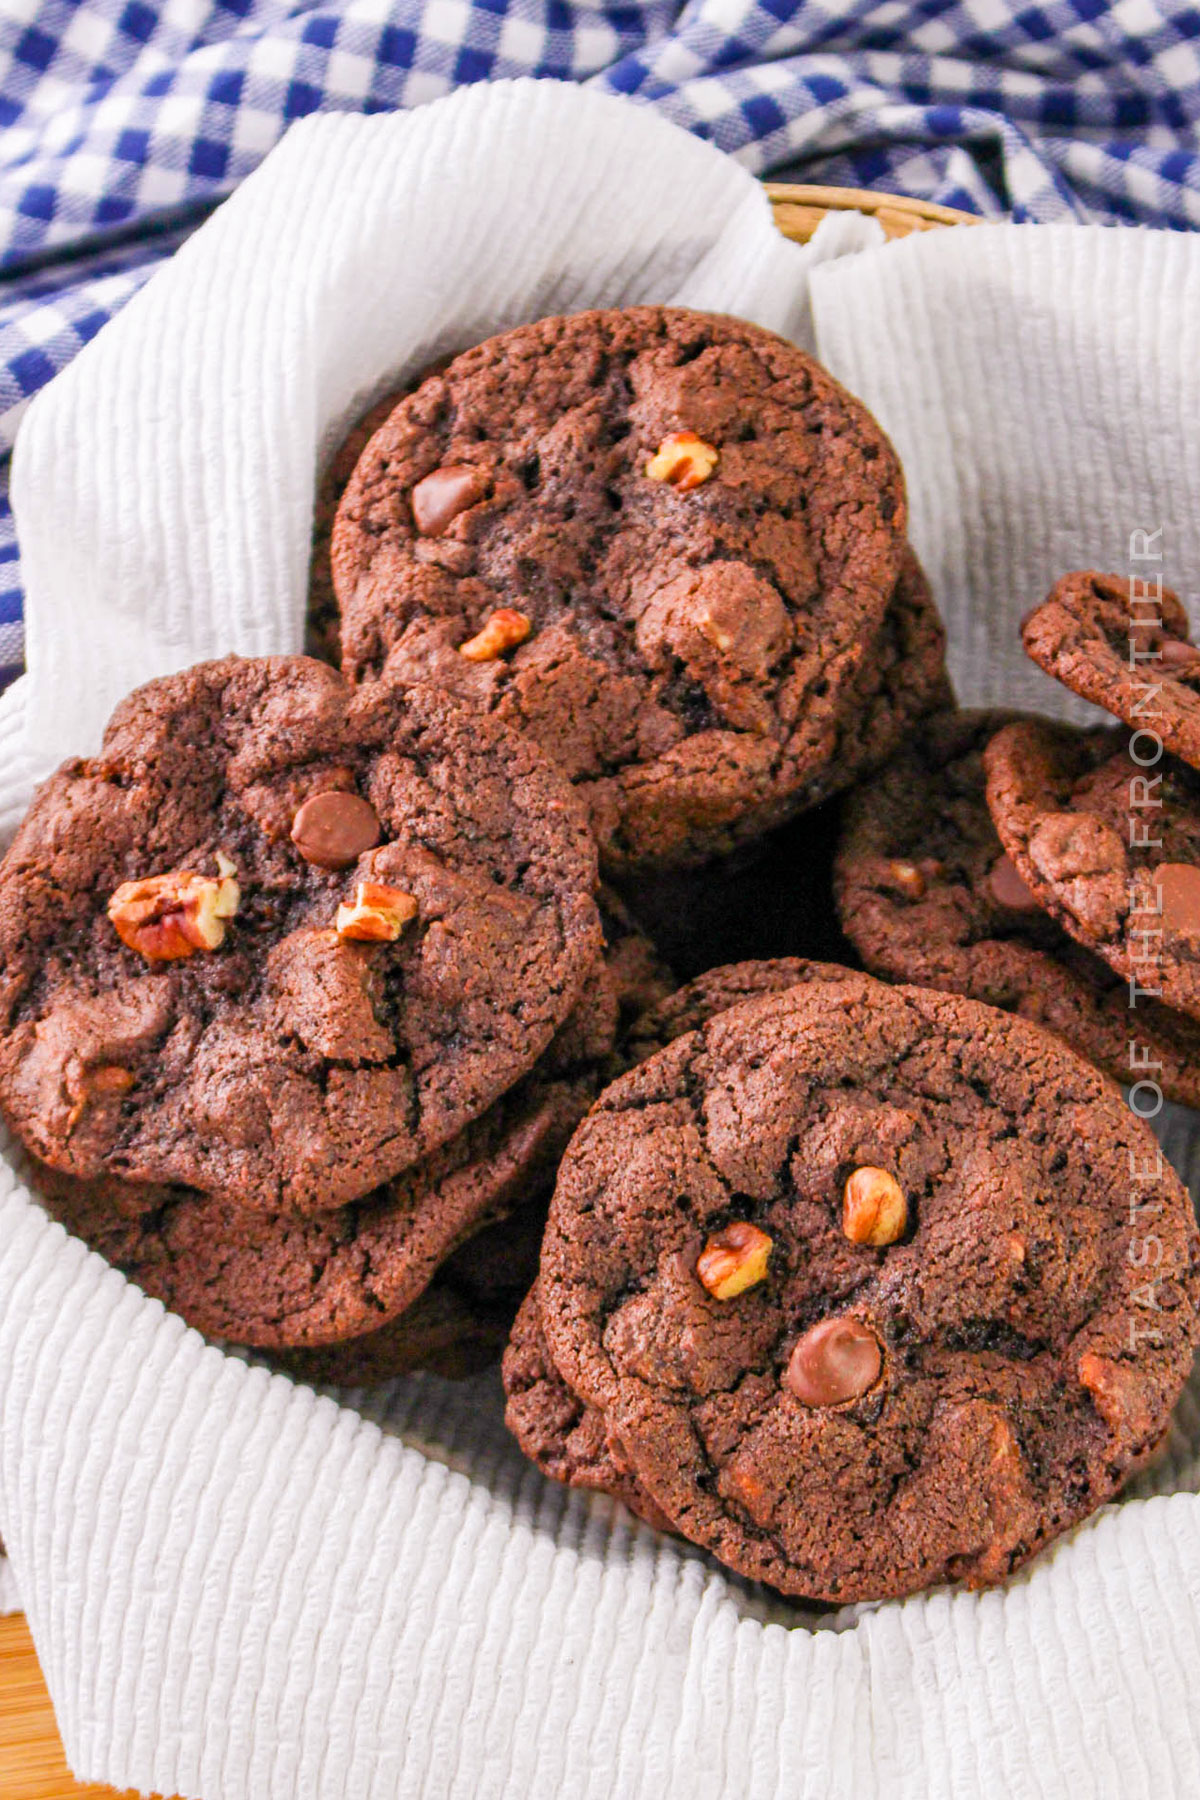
2;76;1200;1800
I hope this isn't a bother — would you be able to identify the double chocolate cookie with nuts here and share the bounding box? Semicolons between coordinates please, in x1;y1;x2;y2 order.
331;306;908;872
835;710;1200;1104
33;891;669;1358
506;957;857;1523
0;656;600;1213
536;977;1200;1602
1021;571;1200;767
984;718;1200;1024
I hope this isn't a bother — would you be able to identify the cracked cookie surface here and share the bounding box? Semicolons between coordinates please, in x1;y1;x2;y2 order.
505;957;843;1526
31;891;667;1353
282;1199;553;1385
504;1284;676;1532
1021;570;1200;765
331;306;906;872
537;977;1200;1601
0;655;600;1212
836;710;1200;1103
984;716;1200;1024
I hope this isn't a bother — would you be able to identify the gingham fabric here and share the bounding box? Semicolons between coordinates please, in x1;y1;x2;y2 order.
0;1;1198;687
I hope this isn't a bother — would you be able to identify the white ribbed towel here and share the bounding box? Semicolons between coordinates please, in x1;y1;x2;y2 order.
2;77;1200;1800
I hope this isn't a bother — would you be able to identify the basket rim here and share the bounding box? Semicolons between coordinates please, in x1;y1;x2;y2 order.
765;180;980;230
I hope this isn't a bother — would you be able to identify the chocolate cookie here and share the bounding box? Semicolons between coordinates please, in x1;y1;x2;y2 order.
308;389;406;667
984;717;1200;1023
0;656;600;1212
32;891;669;1355
504;1286;676;1531
538;978;1200;1602
280;1200;551;1386
833;544;952;784
1021;570;1200;765
835;710;1200;1103
618;552;949;977
331;306;907;872
506;957;865;1519
33;1085;573;1351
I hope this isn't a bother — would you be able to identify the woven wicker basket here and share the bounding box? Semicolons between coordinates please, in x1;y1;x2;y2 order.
766;181;978;243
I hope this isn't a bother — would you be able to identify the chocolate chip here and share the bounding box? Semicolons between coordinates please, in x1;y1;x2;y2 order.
988;853;1040;912
1156;862;1200;938
290;791;381;870
785;1317;882;1406
410;464;488;536
1160;637;1200;670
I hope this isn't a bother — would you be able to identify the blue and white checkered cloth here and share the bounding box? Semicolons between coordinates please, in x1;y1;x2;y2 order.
1;0;1198;687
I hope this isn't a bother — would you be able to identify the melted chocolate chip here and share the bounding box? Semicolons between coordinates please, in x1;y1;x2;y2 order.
988;853;1041;913
785;1316;882;1406
290;790;381;870
1160;637;1200;670
410;464;488;536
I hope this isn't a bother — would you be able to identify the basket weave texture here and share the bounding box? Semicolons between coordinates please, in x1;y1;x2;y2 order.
766;181;978;243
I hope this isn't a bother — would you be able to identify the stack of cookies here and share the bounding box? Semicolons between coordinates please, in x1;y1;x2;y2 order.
835;571;1200;1106
0;659;669;1379
1;307;1197;1605
0;305;940;1386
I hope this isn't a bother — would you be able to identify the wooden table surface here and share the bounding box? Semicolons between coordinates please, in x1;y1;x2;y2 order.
0;1614;159;1800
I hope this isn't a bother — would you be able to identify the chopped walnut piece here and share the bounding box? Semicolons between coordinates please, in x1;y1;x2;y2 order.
335;881;418;943
83;1065;135;1096
696;1221;772;1299
645;431;719;491
108;855;239;962
459;608;532;662
842;1166;908;1246
887;860;926;900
